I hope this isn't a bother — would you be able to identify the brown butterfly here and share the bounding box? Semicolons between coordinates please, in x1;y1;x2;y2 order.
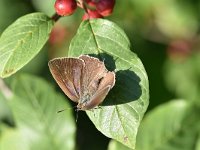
48;55;115;110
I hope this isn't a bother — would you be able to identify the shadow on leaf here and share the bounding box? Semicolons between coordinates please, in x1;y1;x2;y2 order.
103;69;142;106
88;53;142;106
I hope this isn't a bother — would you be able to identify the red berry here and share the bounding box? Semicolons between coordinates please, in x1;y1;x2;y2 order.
82;10;103;20
54;0;77;16
96;0;115;16
49;23;67;45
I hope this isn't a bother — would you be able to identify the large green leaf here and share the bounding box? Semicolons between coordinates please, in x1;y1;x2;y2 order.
1;74;75;150
68;19;149;149
0;13;54;78
108;140;132;150
136;100;200;150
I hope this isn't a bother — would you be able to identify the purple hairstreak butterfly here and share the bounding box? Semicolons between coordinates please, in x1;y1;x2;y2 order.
48;55;115;110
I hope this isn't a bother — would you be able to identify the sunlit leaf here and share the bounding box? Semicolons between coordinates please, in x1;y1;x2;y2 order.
69;19;149;149
0;13;54;78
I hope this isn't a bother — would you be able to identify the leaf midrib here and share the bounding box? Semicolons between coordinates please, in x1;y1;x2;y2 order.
115;106;134;148
87;21;145;74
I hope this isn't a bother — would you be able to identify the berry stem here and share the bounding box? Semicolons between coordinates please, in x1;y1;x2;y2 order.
82;0;89;14
51;13;61;22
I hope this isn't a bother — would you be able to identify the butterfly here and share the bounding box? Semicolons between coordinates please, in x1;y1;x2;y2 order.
48;55;115;110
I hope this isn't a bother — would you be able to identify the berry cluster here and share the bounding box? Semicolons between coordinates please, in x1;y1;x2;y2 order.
54;0;115;20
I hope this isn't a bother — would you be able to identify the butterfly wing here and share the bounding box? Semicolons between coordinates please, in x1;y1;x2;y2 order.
48;58;83;102
78;86;111;110
79;55;107;96
97;71;115;91
77;55;115;110
80;71;115;110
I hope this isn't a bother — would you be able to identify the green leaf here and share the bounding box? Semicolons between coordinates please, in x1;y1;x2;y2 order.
3;74;75;150
0;13;54;78
164;51;200;102
0;126;27;150
108;140;132;150
136;100;200;150
69;19;149;149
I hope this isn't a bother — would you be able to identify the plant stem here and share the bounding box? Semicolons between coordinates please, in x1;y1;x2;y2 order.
51;13;61;22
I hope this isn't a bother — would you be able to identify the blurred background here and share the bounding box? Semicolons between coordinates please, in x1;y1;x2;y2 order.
1;0;200;150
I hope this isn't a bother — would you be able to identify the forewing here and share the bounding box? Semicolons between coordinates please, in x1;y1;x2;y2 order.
79;55;107;95
80;70;115;110
97;71;115;91
48;58;83;102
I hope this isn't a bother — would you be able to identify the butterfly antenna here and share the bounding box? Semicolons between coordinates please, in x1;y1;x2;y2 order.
57;105;76;113
57;109;69;113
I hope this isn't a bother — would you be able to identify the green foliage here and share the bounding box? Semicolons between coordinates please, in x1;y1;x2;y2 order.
31;0;55;16
69;19;149;149
0;13;54;78
136;100;200;150
2;0;200;149
152;0;198;39
108;140;132;150
0;92;13;124
164;52;200;102
0;74;75;150
0;0;33;33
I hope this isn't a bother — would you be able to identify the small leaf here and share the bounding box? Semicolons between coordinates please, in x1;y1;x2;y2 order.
0;13;54;78
4;74;75;150
69;19;149;149
108;140;132;150
136;100;200;150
